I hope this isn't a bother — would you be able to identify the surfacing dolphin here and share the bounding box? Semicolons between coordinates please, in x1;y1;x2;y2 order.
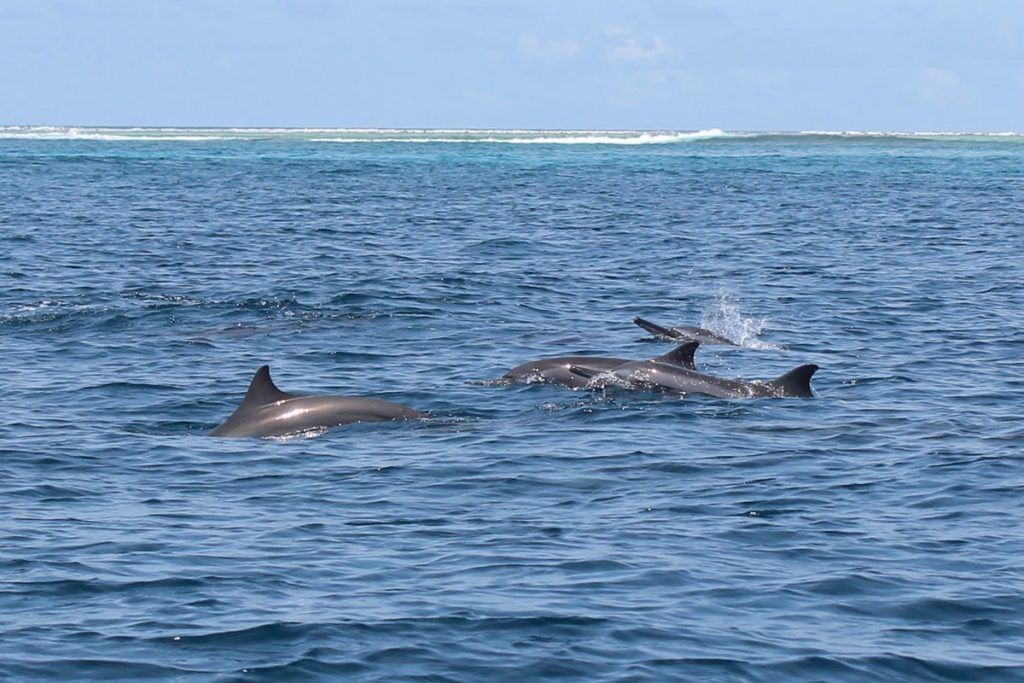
210;365;424;438
570;352;817;399
633;316;739;346
503;341;699;389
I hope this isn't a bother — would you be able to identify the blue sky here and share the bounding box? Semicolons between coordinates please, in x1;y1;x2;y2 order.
2;0;1022;131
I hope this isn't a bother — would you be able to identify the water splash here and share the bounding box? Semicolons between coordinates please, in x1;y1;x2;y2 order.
700;293;784;350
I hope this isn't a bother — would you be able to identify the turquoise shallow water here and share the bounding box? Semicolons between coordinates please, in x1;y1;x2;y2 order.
2;129;1023;681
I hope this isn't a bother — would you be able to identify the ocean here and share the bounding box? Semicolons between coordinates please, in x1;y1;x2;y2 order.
2;127;1023;681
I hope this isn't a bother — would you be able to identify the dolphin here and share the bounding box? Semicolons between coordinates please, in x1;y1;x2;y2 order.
570;354;817;399
634;316;739;346
210;365;424;438
503;341;699;389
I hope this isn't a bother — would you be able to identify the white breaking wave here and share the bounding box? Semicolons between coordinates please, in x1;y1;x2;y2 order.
309;129;730;144
2;126;1020;143
0;126;233;141
798;129;1022;139
0;126;731;144
509;129;726;144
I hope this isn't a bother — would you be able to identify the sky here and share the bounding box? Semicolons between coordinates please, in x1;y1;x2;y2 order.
2;0;1023;131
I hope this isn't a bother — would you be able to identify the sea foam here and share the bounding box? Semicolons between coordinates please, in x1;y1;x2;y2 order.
0;126;731;144
2;126;1020;144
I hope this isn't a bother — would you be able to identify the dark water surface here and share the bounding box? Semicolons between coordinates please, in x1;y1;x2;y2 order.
2;130;1023;681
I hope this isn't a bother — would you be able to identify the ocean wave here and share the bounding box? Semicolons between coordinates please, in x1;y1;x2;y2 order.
798;129;1022;138
0;126;729;144
310;129;730;144
0;127;233;141
3;126;1021;144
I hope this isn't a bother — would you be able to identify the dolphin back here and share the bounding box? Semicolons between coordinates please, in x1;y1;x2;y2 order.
634;316;679;339
210;365;423;437
567;364;601;379
210;365;296;436
635;316;739;346
503;356;629;387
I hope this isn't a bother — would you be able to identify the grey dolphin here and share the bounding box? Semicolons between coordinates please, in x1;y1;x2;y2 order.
570;355;817;399
210;365;424;438
503;341;699;389
634;316;739;346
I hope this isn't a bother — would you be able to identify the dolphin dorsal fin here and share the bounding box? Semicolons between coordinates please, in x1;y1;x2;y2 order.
654;340;699;369
769;364;818;397
239;365;295;409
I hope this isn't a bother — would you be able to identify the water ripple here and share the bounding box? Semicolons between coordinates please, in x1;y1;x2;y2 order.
2;136;1023;681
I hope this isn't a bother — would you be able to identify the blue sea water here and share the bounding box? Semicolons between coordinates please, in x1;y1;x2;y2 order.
2;127;1023;681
